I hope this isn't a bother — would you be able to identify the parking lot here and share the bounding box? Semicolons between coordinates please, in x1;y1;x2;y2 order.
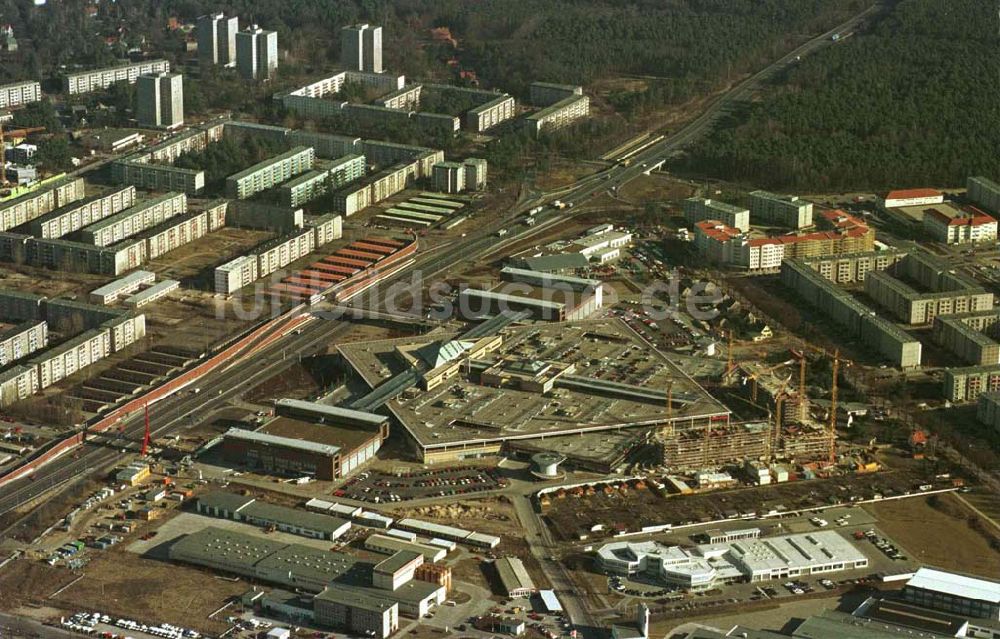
335;467;509;503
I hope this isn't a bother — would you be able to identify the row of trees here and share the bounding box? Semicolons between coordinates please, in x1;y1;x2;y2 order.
678;0;1000;191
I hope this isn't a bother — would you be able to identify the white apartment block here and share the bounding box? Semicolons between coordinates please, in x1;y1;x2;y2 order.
215;255;259;295
236;27;278;80
256;228;315;278
101;314;146;353
0;177;86;232
0;80;41;109
306;214;343;247
89;270;156;305
463;158;488;191
30;328;111;389
748;190;813;229
197;14;238;66
137;72;184;129
529;82;583;107
522;95;589;136
924;208;998;245
81;192;187;247
64;59;170;95
0;365;38;408
0;320;47;366
465;95;515;132
29;186;137;239
144;211;212;260
684;197;751;232
226;146;314;199
968;176;1000;215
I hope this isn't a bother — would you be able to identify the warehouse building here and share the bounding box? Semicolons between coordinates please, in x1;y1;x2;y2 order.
684;198;750;232
0;176;86;232
0;320;47;366
196;492;351;540
0;80;41;109
81;192;187;247
496;557;535;598
748;190;813;229
395;518;501;549
933;311;1000;366
976;392;1000;434
781;259;922;369
227;146;315;199
364;534;447;563
215;255;259;295
64;59;170;95
89;270;156;305
968;176;1000;215
597;531;868;590
222;399;388;480
28;186;138;239
522;94;590;136
457;287;600;322
170;527;444;638
529;82;583;107
901;568;1000;621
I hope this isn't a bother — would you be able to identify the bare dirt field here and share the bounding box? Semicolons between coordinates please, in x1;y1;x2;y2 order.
864;493;1000;578
146;227;273;288
0;559;80;608
48;549;246;635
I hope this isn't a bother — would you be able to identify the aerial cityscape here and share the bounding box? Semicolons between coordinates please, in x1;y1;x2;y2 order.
0;1;997;639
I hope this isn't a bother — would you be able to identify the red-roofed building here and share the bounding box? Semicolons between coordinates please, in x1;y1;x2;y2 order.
923;205;997;245
877;188;944;210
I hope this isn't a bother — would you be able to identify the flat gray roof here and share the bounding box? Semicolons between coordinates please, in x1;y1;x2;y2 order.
197;490;255;514
374;550;422;575
224;427;342;456
275;398;387;427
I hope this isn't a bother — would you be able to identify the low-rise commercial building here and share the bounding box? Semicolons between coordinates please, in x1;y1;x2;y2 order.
64;59;170;95
364;534;448;563
0;80;41;109
496;557;535;598
124;279;178;308
522;94;590;136
748;190;813;229
877;188;944;210
227;146;315;199
597;531;868;590
196;492;352;541
89;270;156;305
901;568;1000;621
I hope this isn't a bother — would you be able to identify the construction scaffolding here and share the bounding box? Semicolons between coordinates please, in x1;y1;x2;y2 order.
654;421;771;470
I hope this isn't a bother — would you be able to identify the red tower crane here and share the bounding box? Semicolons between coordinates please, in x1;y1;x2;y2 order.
141;403;151;456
